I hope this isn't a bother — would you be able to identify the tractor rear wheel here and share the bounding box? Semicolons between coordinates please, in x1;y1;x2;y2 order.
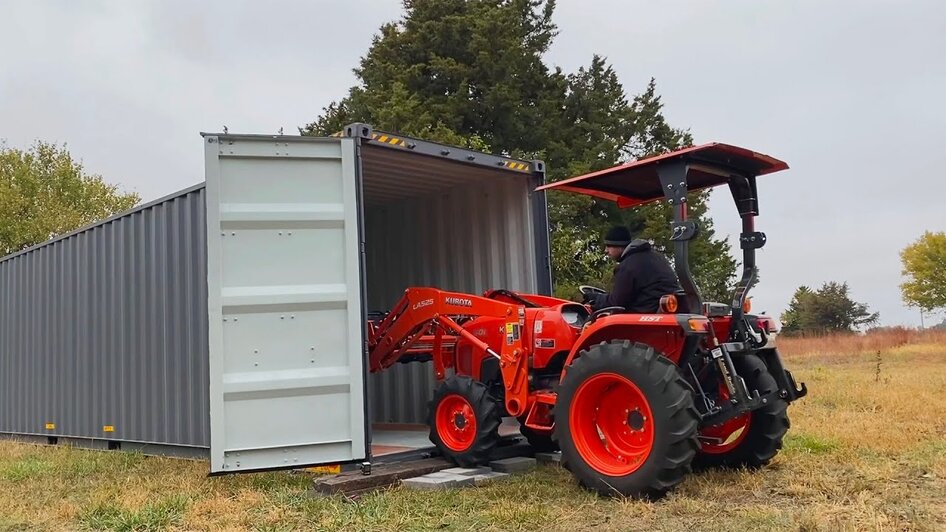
694;354;789;469
428;375;501;466
554;341;700;498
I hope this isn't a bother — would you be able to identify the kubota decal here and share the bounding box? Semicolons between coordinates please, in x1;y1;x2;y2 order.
445;297;473;307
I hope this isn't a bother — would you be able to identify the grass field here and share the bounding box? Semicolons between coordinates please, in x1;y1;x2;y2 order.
1;329;944;531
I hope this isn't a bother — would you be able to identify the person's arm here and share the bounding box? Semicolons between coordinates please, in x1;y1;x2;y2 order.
590;262;636;311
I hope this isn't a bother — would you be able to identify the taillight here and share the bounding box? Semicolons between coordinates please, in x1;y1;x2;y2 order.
687;317;709;332
760;318;779;333
659;294;679;313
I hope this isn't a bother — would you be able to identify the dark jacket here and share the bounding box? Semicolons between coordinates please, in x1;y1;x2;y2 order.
590;239;682;313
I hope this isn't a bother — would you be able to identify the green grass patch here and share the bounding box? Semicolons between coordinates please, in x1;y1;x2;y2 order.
0;455;54;481
784;432;841;455
78;494;189;532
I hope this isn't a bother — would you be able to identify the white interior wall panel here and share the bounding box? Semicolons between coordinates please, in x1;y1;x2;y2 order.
364;176;538;424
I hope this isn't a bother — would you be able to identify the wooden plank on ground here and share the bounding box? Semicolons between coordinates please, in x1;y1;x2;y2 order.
310;442;535;498
312;458;453;496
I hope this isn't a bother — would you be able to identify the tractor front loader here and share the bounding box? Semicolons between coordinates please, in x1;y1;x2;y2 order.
366;143;807;497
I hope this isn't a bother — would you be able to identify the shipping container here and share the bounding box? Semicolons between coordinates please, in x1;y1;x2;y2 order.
0;124;551;472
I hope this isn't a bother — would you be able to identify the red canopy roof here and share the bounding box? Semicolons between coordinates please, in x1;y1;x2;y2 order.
537;143;788;208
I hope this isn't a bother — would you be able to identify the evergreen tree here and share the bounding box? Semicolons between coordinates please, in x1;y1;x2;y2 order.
781;282;879;335
301;0;738;301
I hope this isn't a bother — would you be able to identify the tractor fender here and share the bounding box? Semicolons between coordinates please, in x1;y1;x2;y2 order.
561;313;707;375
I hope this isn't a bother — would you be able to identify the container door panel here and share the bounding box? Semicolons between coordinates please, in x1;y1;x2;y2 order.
204;135;366;473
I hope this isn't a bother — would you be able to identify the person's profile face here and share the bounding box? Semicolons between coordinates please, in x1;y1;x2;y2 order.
605;245;624;260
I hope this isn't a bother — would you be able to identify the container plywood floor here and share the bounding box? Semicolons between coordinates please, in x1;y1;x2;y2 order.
370;418;525;457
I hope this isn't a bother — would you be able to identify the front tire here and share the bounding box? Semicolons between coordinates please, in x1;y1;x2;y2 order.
554;341;700;498
428;375;501;466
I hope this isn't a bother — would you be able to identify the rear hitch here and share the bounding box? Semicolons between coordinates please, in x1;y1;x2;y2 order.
758;349;808;403
700;389;777;427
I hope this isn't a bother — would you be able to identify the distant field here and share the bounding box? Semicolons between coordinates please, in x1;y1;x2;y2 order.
1;330;944;531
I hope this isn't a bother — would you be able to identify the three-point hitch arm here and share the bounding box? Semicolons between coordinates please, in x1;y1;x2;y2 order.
366;287;531;417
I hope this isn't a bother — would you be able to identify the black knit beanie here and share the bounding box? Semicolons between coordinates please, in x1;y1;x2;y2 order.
604;226;632;247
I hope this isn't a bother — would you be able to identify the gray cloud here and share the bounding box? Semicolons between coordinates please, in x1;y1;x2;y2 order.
2;0;942;326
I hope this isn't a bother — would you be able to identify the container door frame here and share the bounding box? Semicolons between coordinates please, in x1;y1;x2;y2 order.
204;133;370;474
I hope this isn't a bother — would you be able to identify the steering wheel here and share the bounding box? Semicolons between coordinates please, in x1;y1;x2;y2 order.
579;285;606;296
578;285;606;305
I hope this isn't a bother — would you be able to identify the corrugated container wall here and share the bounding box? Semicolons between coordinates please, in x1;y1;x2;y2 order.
0;186;210;450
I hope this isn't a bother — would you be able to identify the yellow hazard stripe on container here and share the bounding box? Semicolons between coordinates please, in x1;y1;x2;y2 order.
45;423;55;430
371;133;405;147
103;425;114;432
504;161;530;171
306;464;341;474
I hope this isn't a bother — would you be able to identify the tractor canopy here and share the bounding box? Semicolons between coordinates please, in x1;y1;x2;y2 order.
537;143;787;208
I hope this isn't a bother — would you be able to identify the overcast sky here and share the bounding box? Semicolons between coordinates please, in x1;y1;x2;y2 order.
2;1;944;326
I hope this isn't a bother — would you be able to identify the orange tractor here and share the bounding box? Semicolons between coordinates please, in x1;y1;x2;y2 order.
367;143;807;497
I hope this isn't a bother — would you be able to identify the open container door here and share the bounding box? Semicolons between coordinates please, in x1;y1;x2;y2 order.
203;133;368;473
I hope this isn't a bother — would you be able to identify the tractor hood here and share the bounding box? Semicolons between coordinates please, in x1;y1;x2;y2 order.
537;143;788;208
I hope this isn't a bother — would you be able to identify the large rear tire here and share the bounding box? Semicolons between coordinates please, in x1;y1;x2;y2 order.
694;354;789;469
428;375;501;466
554;341;700;498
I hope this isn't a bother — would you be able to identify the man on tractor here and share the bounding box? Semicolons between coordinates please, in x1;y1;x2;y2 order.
584;225;682;313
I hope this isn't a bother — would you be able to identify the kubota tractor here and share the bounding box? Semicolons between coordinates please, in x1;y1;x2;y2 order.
366;143;807;497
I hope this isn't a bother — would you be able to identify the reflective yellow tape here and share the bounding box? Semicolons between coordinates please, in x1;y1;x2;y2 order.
378;135;389;142
306;464;341;474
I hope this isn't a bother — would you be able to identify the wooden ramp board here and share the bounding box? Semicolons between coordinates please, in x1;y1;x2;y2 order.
312;442;534;498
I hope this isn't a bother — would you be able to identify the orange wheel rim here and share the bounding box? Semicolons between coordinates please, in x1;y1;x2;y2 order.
436;393;477;452
569;373;655;476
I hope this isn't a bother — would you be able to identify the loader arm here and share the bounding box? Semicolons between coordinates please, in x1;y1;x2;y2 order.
367;287;531;417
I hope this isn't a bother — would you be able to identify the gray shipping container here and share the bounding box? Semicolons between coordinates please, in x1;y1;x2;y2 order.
0;124;551;471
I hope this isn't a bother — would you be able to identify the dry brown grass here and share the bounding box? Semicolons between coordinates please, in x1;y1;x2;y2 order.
1;330;944;531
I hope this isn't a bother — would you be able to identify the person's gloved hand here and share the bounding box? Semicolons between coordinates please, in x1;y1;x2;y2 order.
584;292;606;309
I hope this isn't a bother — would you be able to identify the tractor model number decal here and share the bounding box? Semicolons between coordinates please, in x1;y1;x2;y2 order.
445;297;473;307
473;328;487;338
638;316;662;322
535;338;555;349
412;299;434;310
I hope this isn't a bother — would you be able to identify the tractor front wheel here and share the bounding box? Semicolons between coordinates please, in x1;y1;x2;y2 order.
428;375;501;466
554;341;700;498
694;353;789;469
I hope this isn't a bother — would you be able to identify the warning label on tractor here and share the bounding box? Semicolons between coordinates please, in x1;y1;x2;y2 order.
505;323;520;344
